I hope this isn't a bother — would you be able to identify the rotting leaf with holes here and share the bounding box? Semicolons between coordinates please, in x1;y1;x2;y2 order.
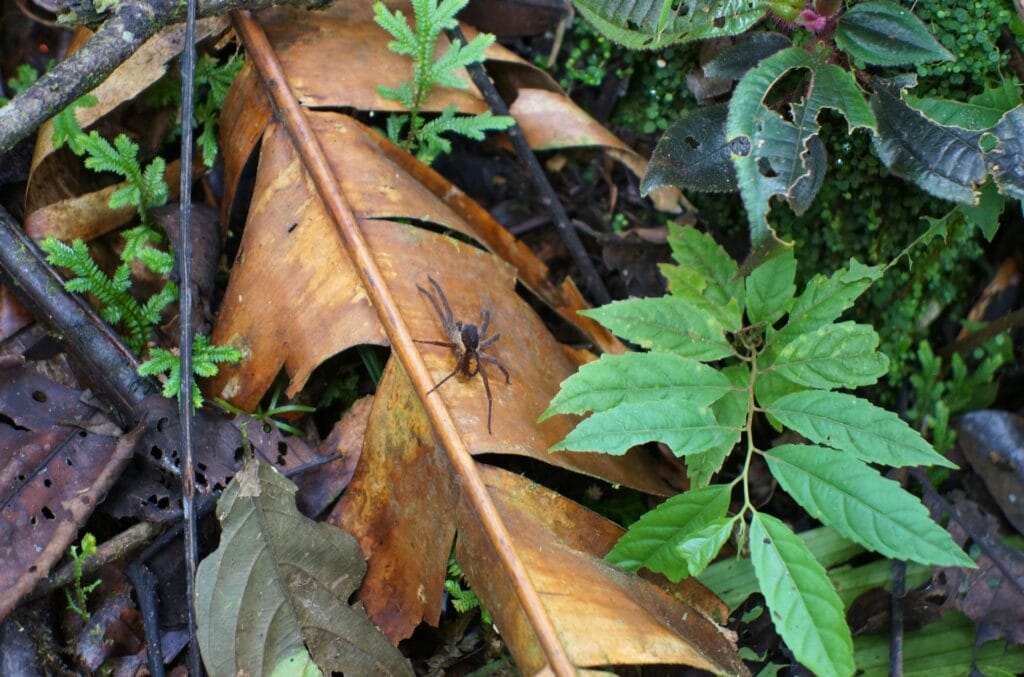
0;361;141;622
195;456;412;676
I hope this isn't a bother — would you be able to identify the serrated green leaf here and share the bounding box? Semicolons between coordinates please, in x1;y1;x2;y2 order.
662;223;744;330
675;518;735;577
727;47;875;246
775;258;882;339
551;400;734;456
870;75;986;204
745;249;796;324
195;459;412;676
541;352;734;420
750;512;853;677
984;106;1024;201
606;484;731;581
764;322;888;389
642;103;745;194
835;1;952;67
766;390;956;468
765;444;975;567
688;364;749;487
581;296;734;361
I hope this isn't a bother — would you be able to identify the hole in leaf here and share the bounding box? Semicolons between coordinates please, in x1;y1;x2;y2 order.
31;391;47;403
156;417;169;432
41;506;55;520
151;447;163;461
43;478;52;488
684;136;700;150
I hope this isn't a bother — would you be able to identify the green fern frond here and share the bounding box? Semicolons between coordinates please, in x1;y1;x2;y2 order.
52;95;97;154
138;335;242;408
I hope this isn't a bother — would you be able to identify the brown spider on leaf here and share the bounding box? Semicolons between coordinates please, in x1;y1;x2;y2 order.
414;276;511;435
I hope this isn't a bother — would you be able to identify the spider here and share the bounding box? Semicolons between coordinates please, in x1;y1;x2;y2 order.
414;276;511;435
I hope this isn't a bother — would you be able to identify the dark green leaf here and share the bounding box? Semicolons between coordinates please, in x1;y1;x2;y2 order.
766;390;956;468
764;322;889;389
551;400;735;456
836;1;953;66
703;32;792;79
765;444;975;567
870;76;986;204
581;296;734;361
642;103;746;194
984;106;1024;201
745;249;796;324
195;459;412;676
606;484;731;581
541;352;734;420
750;512;853;677
688;364;749;487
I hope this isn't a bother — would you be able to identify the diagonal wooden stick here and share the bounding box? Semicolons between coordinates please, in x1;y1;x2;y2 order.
231;10;575;675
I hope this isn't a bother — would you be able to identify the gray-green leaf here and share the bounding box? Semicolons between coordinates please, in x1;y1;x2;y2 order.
766;390;956;468
776;258;882;339
765;322;889;389
750;512;853;677
765;444;975;567
551;400;734;456
541;352;734;420
642;103;745;194
836;1;953;66
745;249;796;324
581;296;734;361
606;484;731;581
195;459;412;676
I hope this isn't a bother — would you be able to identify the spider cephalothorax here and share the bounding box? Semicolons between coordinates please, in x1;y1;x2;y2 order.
414;277;511;434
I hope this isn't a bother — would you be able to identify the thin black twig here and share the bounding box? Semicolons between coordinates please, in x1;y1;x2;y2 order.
177;0;201;668
890;559;905;677
445;25;611;306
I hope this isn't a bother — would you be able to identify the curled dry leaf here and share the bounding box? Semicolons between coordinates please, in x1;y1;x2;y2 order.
0;361;140;622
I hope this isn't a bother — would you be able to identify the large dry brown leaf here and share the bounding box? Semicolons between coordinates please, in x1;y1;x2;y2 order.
0;361;141;622
328;358;744;672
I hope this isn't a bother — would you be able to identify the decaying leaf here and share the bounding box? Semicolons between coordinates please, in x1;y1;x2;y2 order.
195;456;412;676
0;360;140;622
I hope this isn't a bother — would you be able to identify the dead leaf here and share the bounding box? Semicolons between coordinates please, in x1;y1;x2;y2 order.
195;457;412;676
956;410;1024;534
0;362;140;622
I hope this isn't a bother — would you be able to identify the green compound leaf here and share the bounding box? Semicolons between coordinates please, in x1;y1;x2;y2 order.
551;400;735;456
196;459;412;676
745;249;796;324
764;321;889;389
606;484;731;581
870;75;986;204
661;224;744;331
581;296;734;361
750;512;853;677
727;46;875;247
775;258;882;340
765;444;975;567
687;363;749;488
835;1;953;67
541;352;734;420
765;390;956;468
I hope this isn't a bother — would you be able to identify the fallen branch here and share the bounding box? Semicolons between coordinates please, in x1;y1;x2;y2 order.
0;0;330;154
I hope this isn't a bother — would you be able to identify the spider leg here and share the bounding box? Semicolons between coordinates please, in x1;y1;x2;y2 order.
478;332;501;349
416;283;450;329
480;353;511;383
479;361;494;435
428;276;456;327
426;367;460;395
478;309;490;336
413;339;458;348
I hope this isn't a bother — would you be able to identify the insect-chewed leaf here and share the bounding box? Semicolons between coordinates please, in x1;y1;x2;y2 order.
764;321;888;389
745;249;796;324
765;444;975;567
540;352;734;420
750;512;853;677
835;1;953;67
686;364;749;488
551;400;734;457
195;458;412;676
581;296;734;362
606;484;731;582
765;390;956;468
775;259;882;339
